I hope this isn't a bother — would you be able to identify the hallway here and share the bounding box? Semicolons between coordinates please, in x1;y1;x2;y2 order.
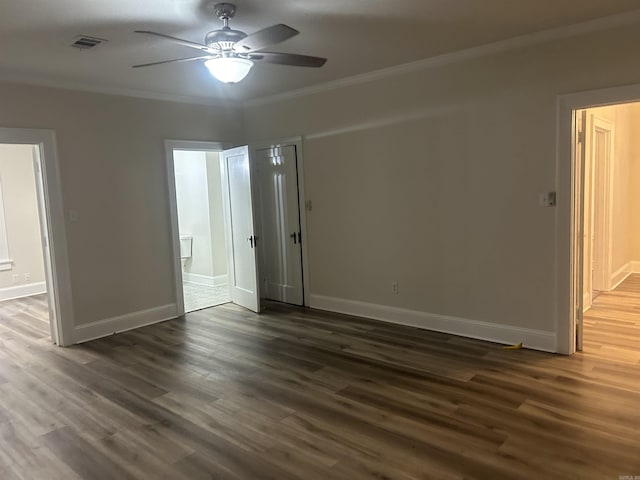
583;274;640;365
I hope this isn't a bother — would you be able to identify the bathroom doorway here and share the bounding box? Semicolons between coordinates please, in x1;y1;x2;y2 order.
168;143;230;313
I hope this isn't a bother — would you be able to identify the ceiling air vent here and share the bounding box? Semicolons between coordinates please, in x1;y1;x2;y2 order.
70;35;107;49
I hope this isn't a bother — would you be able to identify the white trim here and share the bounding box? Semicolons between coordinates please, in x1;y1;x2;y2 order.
310;294;556;353
182;273;228;287
557;82;640;355
73;303;177;344
245;9;640;108
249;136;311;307
583;292;592;313
610;262;632;291
165;140;228;316
0;73;233;108
0;177;9;264
183;272;214;286
213;274;228;286
590;116;615;292
0;281;46;302
0;128;73;346
608;260;640;291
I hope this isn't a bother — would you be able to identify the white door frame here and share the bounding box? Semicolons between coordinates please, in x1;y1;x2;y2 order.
0;128;74;346
164;139;228;316
249;136;311;307
589;116;615;293
556;83;640;355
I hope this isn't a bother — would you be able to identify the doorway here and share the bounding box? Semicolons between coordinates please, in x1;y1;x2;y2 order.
568;99;640;354
166;138;310;317
0;128;72;346
168;144;231;313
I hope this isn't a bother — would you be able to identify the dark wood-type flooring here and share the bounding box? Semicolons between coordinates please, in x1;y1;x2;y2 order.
0;281;639;479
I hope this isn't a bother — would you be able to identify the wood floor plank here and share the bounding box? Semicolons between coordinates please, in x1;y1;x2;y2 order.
0;277;639;478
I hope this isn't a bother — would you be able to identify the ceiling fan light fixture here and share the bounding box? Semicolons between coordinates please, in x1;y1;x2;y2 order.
204;57;253;83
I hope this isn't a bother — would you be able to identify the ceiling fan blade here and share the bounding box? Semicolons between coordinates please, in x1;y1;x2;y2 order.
134;30;215;53
132;55;213;68
233;24;299;53
250;52;327;68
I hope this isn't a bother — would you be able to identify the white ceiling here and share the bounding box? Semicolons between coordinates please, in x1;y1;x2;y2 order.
2;0;640;103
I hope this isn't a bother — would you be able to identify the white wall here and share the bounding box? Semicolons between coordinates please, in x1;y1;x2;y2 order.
586;103;640;280
0;144;45;290
206;152;227;279
243;22;640;349
174;150;227;284
0;81;242;334
174;150;215;279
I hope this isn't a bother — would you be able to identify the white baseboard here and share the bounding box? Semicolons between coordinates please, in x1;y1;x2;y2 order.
610;262;632;291
213;274;228;286
73;303;178;344
0;281;46;302
583;292;592;313
309;294;557;353
183;272;214;286
183;273;228;287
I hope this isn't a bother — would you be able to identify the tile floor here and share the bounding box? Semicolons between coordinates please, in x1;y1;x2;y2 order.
182;282;230;313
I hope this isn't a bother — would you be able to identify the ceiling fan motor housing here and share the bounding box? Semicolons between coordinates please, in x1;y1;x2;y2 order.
205;28;247;50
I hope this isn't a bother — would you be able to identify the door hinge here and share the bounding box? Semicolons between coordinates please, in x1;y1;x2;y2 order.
577;130;585;144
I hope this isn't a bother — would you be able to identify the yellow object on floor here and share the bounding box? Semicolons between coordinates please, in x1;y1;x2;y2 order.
503;342;523;350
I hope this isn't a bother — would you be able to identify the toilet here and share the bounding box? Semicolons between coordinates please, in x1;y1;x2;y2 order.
179;235;193;268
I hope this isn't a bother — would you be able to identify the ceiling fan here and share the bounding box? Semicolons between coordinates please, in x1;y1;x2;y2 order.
133;2;327;84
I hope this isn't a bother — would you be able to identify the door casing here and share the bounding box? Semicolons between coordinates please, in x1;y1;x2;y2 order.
164;139;228;316
557;84;640;355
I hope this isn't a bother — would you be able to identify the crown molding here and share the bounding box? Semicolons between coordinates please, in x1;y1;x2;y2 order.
244;9;640;109
0;70;235;108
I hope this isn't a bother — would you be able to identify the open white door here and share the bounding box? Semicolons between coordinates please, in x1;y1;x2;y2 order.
220;146;261;312
255;145;304;305
574;110;587;351
32;146;59;344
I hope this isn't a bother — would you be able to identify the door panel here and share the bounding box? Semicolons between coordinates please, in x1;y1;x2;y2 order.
32;146;58;343
256;145;304;305
221;146;260;312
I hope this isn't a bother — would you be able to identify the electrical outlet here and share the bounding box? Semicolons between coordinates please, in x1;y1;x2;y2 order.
12;274;20;284
24;273;30;282
539;192;556;207
392;282;399;294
